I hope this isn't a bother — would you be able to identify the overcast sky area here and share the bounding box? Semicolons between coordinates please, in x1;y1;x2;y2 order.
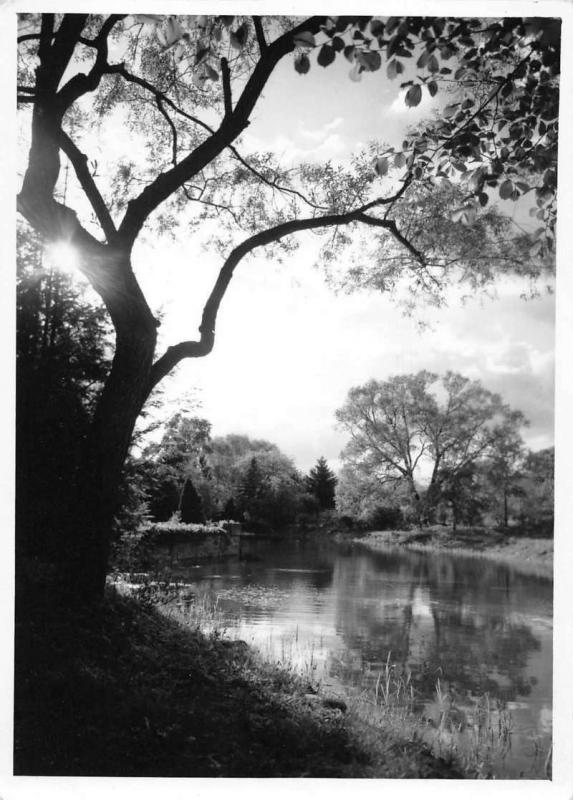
128;46;555;473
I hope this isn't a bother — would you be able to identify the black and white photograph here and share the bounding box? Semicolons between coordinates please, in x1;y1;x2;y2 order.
4;3;573;796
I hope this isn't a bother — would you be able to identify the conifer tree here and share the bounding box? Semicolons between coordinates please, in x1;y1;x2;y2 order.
238;457;264;521
306;457;337;510
179;479;205;524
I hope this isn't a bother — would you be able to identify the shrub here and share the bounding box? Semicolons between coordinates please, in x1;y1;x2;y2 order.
367;506;404;530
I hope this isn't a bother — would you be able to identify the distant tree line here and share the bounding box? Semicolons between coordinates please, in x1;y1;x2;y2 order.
120;414;338;534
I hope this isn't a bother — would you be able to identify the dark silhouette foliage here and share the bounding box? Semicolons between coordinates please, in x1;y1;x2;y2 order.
16;221;109;560
306;457;337;510
180;479;205;524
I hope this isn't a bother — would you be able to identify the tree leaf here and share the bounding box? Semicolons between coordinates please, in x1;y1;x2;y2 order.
195;46;210;65
294;53;311;74
317;44;336;67
427;54;440;73
428;81;438;97
230;22;249;50
405;84;422;107
387;59;403;79
386;17;400;34
192;71;208;89
293;30;316;49
394;152;406;168
443;103;458;118
344;44;356;62
349;62;363;82
358;50;381;72
370;19;384;36
374;157;389;177
332;35;345;52
499;179;514;199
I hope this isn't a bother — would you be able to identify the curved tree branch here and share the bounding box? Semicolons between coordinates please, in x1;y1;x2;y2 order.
155;96;178;166
147;194;422;392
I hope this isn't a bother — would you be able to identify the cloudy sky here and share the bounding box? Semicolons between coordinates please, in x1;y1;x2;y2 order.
130;46;555;472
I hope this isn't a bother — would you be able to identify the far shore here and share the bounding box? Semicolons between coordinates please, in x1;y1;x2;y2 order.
354;527;553;579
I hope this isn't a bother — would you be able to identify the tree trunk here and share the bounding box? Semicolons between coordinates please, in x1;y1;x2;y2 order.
503;488;509;529
63;320;157;602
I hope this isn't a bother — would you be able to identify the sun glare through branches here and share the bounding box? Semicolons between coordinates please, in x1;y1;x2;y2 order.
44;241;79;274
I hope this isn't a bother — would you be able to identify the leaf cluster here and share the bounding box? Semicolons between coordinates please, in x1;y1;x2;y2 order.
292;16;559;249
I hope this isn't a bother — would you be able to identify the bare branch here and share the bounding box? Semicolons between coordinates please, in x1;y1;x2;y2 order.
220;57;232;120
356;213;426;266
253;17;267;55
359;173;414;216
156;96;178;167
58;129;117;242
181;186;241;224
17;33;41;44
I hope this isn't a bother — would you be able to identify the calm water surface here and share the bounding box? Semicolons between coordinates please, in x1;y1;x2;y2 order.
163;536;552;779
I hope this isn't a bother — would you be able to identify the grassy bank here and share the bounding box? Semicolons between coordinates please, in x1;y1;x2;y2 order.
14;580;463;778
355;527;553;579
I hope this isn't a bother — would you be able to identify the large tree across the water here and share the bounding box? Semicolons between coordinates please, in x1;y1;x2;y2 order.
335;371;527;524
16;15;558;600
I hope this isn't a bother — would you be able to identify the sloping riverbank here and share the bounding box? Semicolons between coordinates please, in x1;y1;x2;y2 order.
14;581;462;778
355;528;553;579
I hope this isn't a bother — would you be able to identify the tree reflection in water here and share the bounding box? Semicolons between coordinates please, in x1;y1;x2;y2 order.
187;537;552;778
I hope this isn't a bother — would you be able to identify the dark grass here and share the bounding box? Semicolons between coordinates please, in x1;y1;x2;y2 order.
14;579;462;778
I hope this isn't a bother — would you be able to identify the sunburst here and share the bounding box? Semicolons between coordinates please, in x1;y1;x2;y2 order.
44;241;79;274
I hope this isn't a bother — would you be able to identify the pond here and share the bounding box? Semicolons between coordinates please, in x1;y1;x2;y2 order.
160;536;552;779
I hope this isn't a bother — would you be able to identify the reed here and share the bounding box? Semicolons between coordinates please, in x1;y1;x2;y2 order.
115;579;549;779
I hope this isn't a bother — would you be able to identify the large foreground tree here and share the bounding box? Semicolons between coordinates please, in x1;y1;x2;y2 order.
17;15;557;599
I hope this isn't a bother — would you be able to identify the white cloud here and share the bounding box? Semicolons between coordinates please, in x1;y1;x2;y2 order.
298;117;344;141
243;129;347;167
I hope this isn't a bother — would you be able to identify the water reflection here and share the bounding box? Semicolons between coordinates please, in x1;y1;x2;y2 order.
175;538;552;778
